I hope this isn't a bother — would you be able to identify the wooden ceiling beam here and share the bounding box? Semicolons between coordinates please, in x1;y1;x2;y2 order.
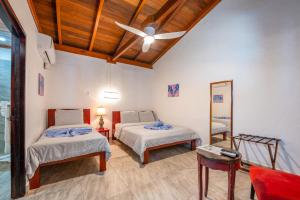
152;0;221;65
89;0;104;51
112;36;142;61
113;0;147;54
55;44;152;69
27;0;42;32
55;0;62;44
112;0;183;62
134;0;187;60
149;0;183;26
116;57;152;69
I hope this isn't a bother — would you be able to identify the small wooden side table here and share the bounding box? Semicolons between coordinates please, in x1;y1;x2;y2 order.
96;128;110;141
197;148;241;200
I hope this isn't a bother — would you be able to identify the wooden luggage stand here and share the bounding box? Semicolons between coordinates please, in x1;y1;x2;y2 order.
232;133;280;170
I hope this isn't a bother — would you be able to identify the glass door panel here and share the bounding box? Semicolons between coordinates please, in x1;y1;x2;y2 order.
0;17;11;200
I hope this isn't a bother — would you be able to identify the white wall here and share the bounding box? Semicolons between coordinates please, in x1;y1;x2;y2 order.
8;0;47;149
153;0;300;174
46;51;154;132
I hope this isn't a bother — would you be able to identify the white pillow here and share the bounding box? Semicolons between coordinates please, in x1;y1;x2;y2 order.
121;111;140;123
55;109;84;126
139;111;155;122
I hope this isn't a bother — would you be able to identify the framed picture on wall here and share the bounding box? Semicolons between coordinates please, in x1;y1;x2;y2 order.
213;94;223;103
168;83;179;97
38;73;44;96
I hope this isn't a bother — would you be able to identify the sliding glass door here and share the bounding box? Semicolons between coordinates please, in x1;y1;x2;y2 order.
0;17;11;200
0;0;26;198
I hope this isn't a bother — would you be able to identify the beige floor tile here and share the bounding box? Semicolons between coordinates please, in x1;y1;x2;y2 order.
7;142;251;200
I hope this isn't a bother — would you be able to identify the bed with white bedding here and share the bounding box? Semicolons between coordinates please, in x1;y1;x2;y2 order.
27;109;111;190
211;121;228;140
112;111;200;164
212;122;227;134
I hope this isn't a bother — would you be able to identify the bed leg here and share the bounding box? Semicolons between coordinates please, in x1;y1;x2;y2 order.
191;139;196;150
29;167;40;190
112;130;116;140
223;132;227;141
99;152;106;172
143;150;149;164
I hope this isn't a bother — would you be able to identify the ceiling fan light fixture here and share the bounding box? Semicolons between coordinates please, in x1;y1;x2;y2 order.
115;21;187;53
144;35;155;45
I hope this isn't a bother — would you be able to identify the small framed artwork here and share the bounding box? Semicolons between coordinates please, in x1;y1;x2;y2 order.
213;95;223;103
168;83;179;97
38;73;44;96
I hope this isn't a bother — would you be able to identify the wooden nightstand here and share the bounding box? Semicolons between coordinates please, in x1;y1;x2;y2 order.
96;128;109;140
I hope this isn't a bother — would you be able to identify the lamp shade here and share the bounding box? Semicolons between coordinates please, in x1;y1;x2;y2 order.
103;90;121;99
96;106;106;116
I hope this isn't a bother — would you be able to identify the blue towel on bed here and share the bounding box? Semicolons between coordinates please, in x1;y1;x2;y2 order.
45;127;92;138
69;127;93;136
144;121;173;130
153;120;164;127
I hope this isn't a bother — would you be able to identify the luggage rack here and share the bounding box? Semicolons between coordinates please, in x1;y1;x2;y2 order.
232;133;280;169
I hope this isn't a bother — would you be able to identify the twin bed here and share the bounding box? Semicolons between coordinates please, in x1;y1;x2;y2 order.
211;117;231;140
27;109;200;189
27;109;111;189
112;111;200;164
212;122;228;140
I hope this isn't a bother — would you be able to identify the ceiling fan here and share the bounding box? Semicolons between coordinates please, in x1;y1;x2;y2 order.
115;21;186;53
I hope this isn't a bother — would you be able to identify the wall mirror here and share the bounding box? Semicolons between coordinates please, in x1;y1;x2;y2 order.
210;80;233;149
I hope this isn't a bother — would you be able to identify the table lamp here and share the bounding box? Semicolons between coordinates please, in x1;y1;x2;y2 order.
96;106;106;129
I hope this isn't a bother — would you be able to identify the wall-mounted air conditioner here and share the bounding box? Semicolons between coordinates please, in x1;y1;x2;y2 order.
37;33;56;68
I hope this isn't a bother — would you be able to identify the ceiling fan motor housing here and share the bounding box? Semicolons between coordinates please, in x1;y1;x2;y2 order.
144;26;155;36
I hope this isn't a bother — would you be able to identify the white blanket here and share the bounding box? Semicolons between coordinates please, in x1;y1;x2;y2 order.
26;124;111;179
115;122;200;162
212;122;227;134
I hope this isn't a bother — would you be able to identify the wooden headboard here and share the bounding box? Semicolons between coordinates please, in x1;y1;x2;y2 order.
112;111;121;133
47;109;91;128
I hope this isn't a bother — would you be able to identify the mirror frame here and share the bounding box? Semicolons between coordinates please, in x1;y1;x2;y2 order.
209;80;233;149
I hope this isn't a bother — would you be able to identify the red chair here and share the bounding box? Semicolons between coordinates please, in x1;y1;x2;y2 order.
250;166;300;200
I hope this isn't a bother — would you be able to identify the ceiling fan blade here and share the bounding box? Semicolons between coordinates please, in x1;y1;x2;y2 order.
154;31;186;40
142;41;151;53
115;21;147;37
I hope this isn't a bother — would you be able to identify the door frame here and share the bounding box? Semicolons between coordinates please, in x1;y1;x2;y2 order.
0;0;26;198
209;80;233;149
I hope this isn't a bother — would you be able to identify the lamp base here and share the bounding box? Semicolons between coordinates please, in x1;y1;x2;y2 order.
99;115;104;129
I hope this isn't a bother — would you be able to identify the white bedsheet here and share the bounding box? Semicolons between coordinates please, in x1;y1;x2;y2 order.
26;124;111;179
115;122;200;162
212;122;227;134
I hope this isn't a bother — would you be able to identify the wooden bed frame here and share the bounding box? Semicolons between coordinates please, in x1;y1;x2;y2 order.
212;131;227;141
29;109;106;190
112;111;196;164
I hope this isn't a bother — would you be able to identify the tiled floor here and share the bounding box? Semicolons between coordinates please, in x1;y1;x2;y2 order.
0;161;10;200
20;141;251;200
212;135;231;149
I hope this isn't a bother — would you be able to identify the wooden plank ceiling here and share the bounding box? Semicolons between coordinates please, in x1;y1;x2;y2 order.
28;0;221;69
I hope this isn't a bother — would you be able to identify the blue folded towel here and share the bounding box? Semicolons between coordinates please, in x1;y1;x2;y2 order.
153;120;164;127
45;127;92;138
69;127;93;136
45;128;70;137
144;121;173;130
